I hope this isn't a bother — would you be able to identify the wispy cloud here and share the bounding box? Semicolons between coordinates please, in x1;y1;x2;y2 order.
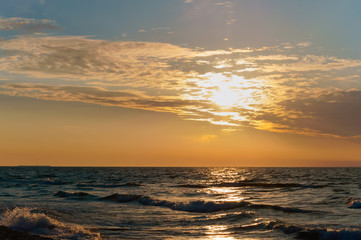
0;83;211;114
258;55;361;73
0;36;196;88
0;17;61;32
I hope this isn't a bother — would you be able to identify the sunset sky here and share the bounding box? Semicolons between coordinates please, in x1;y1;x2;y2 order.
1;0;361;166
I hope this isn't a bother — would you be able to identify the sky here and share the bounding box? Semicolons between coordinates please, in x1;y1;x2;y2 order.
1;0;361;167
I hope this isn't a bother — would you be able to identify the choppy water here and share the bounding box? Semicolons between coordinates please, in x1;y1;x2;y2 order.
1;167;361;239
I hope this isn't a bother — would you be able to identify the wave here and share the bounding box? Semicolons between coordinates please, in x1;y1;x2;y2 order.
234;221;361;240
99;194;142;203
137;197;248;213
99;193;247;213
248;203;314;213
133;197;315;214
54;191;97;200
55;191;314;214
56;191;248;213
76;182;141;188
0;207;101;240
176;182;325;189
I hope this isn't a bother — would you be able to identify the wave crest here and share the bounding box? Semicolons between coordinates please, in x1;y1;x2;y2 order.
55;191;315;214
54;191;97;200
0;207;101;239
99;193;247;212
100;194;142;203
138;197;248;213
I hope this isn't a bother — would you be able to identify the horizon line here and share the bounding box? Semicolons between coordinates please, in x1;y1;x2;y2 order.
4;165;361;168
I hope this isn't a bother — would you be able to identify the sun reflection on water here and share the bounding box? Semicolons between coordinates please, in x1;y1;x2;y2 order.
208;168;245;181
204;224;264;240
204;168;248;202
205;225;235;240
207;187;245;202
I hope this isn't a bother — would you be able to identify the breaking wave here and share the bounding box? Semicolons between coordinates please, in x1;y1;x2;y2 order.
0;207;101;240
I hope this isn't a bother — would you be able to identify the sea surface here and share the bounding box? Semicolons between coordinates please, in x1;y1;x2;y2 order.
0;167;361;239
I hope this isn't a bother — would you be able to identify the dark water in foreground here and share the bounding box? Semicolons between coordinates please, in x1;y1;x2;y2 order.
1;167;361;239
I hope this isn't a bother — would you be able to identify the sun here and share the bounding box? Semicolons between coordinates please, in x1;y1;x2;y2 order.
210;84;240;108
192;73;260;111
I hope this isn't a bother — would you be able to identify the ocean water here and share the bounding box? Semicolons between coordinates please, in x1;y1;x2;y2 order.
1;167;361;240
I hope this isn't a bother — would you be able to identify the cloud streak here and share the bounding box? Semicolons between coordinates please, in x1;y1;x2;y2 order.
0;83;211;114
0;17;61;32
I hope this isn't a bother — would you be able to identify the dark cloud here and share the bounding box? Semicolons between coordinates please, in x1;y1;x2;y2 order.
266;90;361;137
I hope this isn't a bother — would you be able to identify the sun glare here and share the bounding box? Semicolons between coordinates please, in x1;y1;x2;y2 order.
210;85;240;108
184;72;267;126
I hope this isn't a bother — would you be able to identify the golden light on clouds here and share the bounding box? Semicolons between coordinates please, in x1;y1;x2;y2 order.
210;83;240;108
0;33;361;140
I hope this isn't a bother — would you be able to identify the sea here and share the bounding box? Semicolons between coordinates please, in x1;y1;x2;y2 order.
0;167;361;240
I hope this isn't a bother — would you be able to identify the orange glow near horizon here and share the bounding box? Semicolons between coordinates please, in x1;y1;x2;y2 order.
1;94;361;167
0;1;361;166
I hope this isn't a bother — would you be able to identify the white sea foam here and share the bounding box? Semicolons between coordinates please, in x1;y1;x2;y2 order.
138;197;248;213
0;207;102;240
